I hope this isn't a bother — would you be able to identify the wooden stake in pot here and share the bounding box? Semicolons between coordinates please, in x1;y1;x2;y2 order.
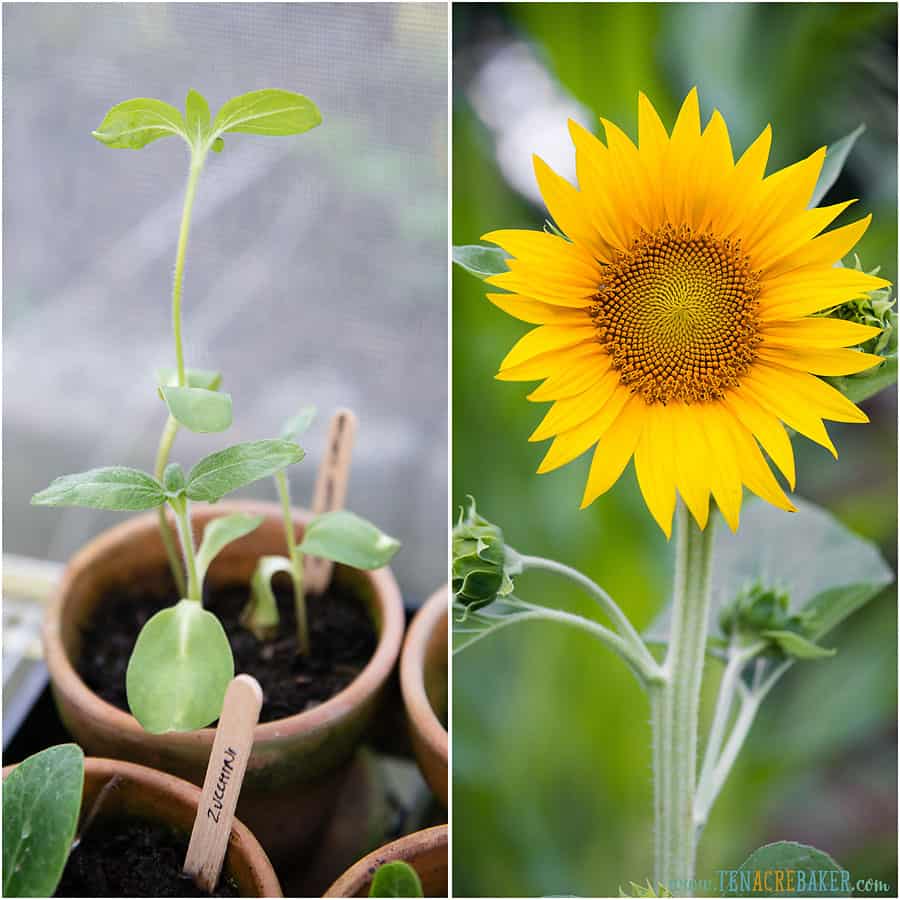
305;408;357;594
184;675;263;893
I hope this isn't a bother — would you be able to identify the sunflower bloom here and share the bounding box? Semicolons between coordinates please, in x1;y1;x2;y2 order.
483;89;890;537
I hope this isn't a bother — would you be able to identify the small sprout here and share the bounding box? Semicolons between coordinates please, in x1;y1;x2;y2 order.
368;861;424;898
452;495;518;614
244;411;400;656
31;441;302;732
2;745;85;898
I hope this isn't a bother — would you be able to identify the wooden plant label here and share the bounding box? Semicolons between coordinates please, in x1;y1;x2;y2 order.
305;408;357;594
183;675;263;893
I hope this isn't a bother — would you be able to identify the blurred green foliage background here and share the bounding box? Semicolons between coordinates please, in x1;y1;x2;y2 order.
452;3;897;896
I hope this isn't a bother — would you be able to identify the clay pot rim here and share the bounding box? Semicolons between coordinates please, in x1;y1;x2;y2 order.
323;824;448;897
2;755;282;898
43;500;405;747
399;586;448;766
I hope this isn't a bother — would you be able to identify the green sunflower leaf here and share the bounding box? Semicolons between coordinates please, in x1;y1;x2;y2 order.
730;842;849;897
126;600;234;733
185;439;305;503
92;98;188;150
212;89;322;137
3;745;85;898
810;124;865;208
161;385;233;434
452;244;510;280
31;467;165;511
368;861;424;898
645;497;893;649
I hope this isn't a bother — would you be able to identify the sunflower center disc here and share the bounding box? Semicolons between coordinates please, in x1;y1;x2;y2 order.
591;224;762;404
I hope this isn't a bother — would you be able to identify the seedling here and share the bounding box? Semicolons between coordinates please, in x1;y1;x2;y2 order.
32;439;304;732
242;408;402;652
31;87;322;733
368;861;424;898
3;744;85;898
93;88;321;595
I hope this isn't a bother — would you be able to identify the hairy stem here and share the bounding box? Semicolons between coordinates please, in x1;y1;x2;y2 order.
652;504;716;895
275;470;309;655
518;554;660;678
154;415;186;596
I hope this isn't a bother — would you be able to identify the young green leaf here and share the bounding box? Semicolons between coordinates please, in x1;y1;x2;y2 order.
212;137;225;153
186;439;305;503
155;367;223;392
92;98;188;150
297;510;400;569
735;842;848;897
213;89;322;138
760;630;836;660
452;244;510;280
243;555;293;640
126;600;234;733
161;385;233;433
810;124;865;209
184;88;211;144
280;406;317;442
31;467;165;511
368;861;424;898
163;462;186;496
2;744;85;898
195;513;264;586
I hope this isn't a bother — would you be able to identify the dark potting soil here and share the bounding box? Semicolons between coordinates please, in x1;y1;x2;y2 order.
55;818;240;897
77;572;377;723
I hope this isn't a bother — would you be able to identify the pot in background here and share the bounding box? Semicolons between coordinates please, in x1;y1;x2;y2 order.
323;824;448;898
42;501;405;871
2;756;282;897
400;586;448;806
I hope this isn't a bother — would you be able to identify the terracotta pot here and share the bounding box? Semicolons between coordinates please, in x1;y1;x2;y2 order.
324;824;448;897
42;501;405;870
400;586;448;806
2;756;281;896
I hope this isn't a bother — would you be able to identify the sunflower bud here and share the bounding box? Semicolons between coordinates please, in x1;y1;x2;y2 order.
825;256;896;356
452;496;519;612
719;582;793;638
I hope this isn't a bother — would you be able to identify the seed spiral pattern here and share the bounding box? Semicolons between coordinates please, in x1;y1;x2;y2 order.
590;224;762;404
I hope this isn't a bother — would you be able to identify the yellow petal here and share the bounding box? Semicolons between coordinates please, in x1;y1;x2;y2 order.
488;269;599;307
749;200;856;273
537;385;632;473
637;91;669;165
634;405;677;537
757;346;884;376
669;403;711;530
761;318;882;349
483;229;601;288
720;406;796;513
754;364;869;424
741;369;838;455
580;394;647;508
496;342;602;382
760;266;890;320
698;404;744;532
528;352;612;401
722;389;796;489
765;214;873;276
533;155;613;262
530;369;620;441
488;292;591;326
500;325;596;371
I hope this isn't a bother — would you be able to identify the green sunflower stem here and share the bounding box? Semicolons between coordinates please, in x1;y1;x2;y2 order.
651;503;716;896
154;414;186;596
